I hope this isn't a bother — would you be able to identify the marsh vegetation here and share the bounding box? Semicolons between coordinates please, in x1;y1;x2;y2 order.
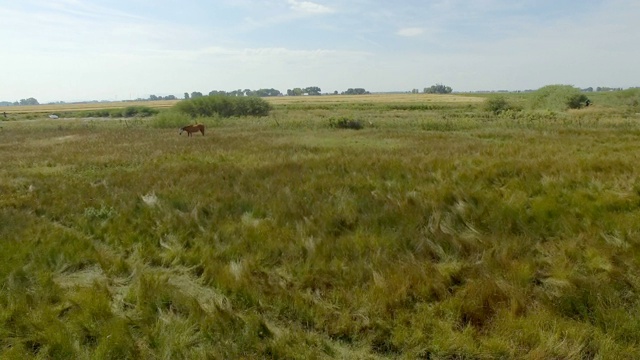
2;90;640;358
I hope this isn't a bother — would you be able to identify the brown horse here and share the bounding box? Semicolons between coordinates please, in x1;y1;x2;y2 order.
179;124;205;137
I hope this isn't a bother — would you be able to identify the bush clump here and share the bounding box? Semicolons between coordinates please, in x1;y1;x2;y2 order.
329;116;363;130
149;110;194;129
60;106;159;118
566;94;590;109
174;95;272;118
530;85;590;111
485;96;514;115
121;106;159;117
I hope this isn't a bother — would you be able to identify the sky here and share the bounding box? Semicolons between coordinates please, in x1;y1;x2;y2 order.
1;0;639;103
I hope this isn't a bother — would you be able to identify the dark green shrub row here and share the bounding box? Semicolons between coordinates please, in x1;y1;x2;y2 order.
121;106;159;117
485;96;521;115
174;95;272;118
58;106;159;118
384;104;447;111
329;116;363;130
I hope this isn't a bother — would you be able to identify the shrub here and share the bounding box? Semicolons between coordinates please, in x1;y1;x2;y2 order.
566;94;590;109
485;96;513;115
329;116;363;130
59;107;159;118
611;88;640;111
424;84;453;94
149;110;193;129
530;85;589;111
121;106;159;117
174;95;272;118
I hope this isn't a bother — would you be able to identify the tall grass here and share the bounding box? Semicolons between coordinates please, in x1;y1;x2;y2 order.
2;94;640;358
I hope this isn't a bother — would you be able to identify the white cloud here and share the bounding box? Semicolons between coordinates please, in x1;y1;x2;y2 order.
287;0;334;14
396;27;425;37
1;0;639;102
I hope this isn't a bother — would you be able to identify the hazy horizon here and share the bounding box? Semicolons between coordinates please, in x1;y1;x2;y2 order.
1;0;639;103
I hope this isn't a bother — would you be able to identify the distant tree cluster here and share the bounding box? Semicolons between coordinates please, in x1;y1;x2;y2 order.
596;87;623;92
582;87;626;92
20;98;40;105
341;88;370;95
250;88;282;97
175;86;375;98
185;89;285;98
424;84;453;94
0;98;40;106
148;94;177;101
286;87;321;96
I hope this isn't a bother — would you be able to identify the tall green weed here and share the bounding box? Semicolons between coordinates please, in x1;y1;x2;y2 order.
175;95;272;118
529;84;589;111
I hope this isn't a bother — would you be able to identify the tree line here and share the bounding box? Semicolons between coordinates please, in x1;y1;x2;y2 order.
4;84;638;106
0;98;40;106
183;87;324;99
175;86;375;100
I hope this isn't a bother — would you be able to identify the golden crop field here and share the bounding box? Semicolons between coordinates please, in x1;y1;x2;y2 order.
1;100;179;115
266;93;484;105
1;94;482;116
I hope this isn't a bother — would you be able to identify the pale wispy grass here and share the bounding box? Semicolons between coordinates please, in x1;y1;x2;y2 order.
2;94;640;358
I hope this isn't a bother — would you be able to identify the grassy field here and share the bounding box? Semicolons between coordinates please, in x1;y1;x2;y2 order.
2;92;640;358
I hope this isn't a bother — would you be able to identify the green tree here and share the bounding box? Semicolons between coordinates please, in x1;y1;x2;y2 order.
341;88;369;95
424;84;452;94
566;94;590;109
184;92;190;100
19;97;39;105
227;89;244;97
304;86;321;95
253;88;282;97
485;96;513;115
191;91;203;98
286;88;304;96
